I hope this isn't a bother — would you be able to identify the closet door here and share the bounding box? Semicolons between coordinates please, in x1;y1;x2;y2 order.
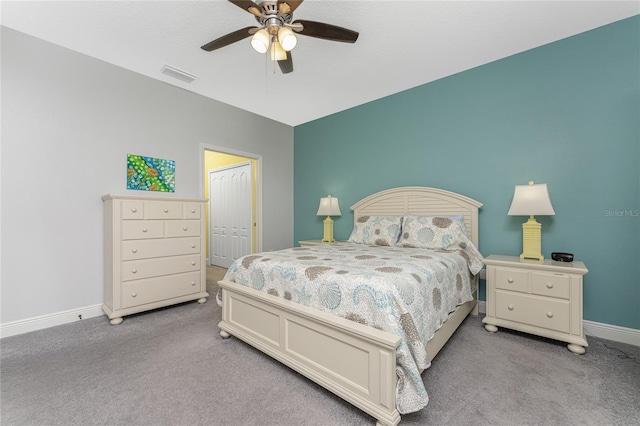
209;162;252;268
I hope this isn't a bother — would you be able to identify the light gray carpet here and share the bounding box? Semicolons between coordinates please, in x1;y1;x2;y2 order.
1;266;639;425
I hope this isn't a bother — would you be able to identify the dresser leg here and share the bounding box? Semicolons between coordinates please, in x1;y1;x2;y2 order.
567;344;586;354
110;317;123;325
484;324;498;333
220;330;231;339
197;297;207;304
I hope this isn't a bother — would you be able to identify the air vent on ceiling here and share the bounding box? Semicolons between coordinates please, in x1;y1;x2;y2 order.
160;65;198;84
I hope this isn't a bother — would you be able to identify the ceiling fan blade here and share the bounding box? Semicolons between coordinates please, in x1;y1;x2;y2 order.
200;26;256;52
278;52;293;74
228;0;262;17
277;0;304;15
294;20;359;43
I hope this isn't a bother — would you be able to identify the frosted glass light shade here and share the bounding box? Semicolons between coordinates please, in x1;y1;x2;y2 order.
278;27;297;51
317;196;341;217
508;183;555;216
251;29;269;53
270;40;286;61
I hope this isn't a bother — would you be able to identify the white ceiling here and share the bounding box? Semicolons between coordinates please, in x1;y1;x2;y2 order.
2;1;638;126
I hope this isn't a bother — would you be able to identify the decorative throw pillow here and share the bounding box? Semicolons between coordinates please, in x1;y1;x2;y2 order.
396;215;468;249
348;215;403;246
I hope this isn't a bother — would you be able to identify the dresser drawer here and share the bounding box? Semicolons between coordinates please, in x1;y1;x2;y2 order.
122;220;164;240
144;201;182;219
122;254;201;281
494;267;528;293
183;203;201;219
531;272;570;299
122;200;144;219
496;291;570;333
121;271;201;309
165;220;201;238
122;238;200;260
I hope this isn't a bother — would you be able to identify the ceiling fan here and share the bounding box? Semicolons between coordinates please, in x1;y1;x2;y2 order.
200;0;359;74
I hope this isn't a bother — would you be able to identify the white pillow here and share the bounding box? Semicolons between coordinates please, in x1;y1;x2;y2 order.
348;215;403;246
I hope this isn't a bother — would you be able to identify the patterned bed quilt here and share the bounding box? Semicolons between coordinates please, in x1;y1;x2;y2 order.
222;241;484;414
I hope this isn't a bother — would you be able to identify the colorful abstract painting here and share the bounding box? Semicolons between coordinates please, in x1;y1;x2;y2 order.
127;154;175;192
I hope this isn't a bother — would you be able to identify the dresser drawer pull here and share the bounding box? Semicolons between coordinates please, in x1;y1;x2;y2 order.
131;207;137;213
131;292;137;298
508;304;514;311
132;268;137;274
546;282;554;289
507;277;514;283
191;281;196;286
131;248;138;253
183;226;188;231
191;244;196;248
191;261;196;266
191;209;196;213
142;228;148;233
546;312;554;318
163;208;169;213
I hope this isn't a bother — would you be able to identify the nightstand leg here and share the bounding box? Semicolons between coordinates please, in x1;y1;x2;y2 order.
484;324;498;333
567;344;586;355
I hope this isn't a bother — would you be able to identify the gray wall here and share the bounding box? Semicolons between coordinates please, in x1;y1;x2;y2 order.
0;27;294;324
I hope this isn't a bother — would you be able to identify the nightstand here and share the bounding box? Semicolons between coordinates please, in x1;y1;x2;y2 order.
298;240;334;247
482;254;589;354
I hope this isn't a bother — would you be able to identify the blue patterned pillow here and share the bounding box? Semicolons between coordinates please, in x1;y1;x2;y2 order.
348;215;403;246
396;215;467;249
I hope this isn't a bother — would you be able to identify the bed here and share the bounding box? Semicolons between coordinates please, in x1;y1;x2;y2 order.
217;186;483;425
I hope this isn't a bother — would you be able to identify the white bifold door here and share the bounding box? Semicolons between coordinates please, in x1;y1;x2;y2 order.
209;162;253;268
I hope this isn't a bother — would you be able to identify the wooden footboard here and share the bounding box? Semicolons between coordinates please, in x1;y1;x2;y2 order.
218;279;403;426
219;279;478;425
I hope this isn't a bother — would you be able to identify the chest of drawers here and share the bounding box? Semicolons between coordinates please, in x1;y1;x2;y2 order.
102;194;209;325
482;255;588;354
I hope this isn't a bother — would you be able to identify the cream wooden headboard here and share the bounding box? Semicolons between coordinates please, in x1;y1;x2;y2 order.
350;186;483;247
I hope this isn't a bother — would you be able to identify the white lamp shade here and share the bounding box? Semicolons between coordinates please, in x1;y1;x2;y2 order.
317;196;341;217
250;29;270;53
508;183;555;216
278;27;297;51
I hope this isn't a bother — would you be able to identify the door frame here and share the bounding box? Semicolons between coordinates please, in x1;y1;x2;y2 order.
200;143;262;257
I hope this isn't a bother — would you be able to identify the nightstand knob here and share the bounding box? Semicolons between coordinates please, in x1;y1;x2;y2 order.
507;277;514;283
191;244;196;248
163;208;169;213
546;282;553;289
131;207;137;213
183;226;188;231
142;228;148;233
132;268;137;274
132;248;137;253
191;281;196;286
191;209;196;213
131;292;137;298
508;304;514;311
546;312;554;318
191;261;196;266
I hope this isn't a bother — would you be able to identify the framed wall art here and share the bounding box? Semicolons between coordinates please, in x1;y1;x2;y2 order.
127;154;175;192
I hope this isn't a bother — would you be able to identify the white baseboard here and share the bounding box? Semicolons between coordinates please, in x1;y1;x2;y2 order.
476;300;639;346
0;304;104;339
3;301;639;347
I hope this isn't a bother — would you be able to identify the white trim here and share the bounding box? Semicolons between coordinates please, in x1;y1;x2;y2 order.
477;300;639;347
0;304;103;339
199;143;263;252
583;320;640;347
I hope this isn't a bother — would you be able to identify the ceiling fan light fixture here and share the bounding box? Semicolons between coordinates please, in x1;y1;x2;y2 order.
278;27;297;51
250;29;270;53
270;39;287;61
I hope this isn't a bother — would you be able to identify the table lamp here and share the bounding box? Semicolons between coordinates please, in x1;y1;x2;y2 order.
317;195;341;242
507;181;555;260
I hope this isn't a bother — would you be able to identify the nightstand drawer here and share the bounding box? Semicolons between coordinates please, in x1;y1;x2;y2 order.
531;272;570;299
496;291;570;333
494;268;528;293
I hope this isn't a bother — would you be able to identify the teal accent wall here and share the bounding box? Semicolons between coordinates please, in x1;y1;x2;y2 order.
293;16;639;329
